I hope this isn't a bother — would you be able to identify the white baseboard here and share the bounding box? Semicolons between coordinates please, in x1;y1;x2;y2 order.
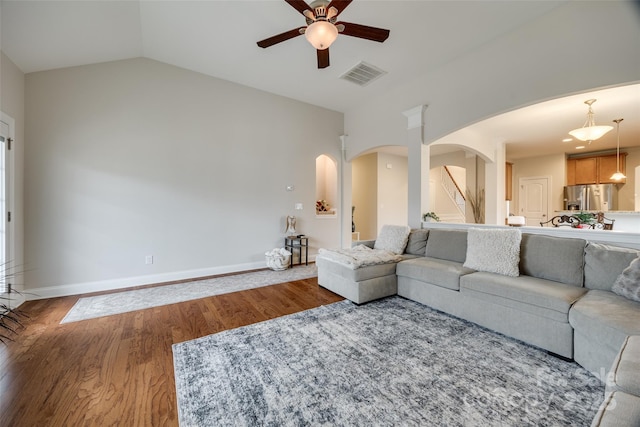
27;260;267;300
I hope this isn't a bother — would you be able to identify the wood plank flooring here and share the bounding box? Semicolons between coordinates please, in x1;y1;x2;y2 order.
0;272;343;427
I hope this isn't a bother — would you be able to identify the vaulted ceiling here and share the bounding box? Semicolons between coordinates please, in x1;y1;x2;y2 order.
2;0;639;158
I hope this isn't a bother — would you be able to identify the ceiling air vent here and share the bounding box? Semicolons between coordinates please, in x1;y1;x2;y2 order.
339;61;387;87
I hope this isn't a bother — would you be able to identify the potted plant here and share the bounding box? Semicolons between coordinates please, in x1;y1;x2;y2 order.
422;212;440;222
572;212;596;228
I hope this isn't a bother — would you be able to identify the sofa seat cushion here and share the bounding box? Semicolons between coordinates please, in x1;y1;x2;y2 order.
460;272;588;322
608;335;640;397
569;290;640;357
396;257;475;291
317;245;402;270
591;391;640;427
316;256;398;282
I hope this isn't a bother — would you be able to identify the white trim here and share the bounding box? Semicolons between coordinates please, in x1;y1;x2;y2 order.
27;255;319;300
28;261;266;300
0;111;16;306
402;105;427;130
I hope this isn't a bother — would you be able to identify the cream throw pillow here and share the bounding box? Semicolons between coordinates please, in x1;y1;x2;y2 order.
464;228;522;277
374;225;411;255
612;256;640;302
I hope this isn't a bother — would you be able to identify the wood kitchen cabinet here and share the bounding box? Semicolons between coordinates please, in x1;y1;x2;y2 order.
566;153;626;185
598;154;626;184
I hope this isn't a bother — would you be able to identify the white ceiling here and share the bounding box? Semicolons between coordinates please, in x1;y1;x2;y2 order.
2;0;639;159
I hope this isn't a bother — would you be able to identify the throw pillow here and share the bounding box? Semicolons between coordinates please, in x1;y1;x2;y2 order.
463;228;522;277
405;229;429;255
374;225;411;255
612;256;640;303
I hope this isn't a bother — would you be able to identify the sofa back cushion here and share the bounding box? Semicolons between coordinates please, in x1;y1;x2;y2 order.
425;229;468;263
405;229;429;255
584;242;640;291
519;234;586;287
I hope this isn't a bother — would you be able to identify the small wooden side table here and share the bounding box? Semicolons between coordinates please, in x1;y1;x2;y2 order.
284;236;309;267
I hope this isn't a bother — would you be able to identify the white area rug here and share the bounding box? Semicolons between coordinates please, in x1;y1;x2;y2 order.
61;265;318;323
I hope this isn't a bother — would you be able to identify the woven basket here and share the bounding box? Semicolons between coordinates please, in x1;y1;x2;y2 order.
265;248;292;271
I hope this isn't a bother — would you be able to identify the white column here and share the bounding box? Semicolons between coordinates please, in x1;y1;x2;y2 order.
339;135;353;248
403;105;429;229
484;140;506;224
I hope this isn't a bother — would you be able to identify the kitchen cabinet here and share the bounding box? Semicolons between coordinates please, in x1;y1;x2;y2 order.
567;157;597;185
598;154;626;184
566;154;626;185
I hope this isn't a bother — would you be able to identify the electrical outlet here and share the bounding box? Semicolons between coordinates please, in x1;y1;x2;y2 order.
145;255;154;265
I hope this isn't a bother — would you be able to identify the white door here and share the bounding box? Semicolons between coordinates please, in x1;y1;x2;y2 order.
519;177;549;226
0;118;12;294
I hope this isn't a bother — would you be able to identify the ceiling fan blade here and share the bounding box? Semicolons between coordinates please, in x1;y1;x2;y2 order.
326;0;353;17
336;21;390;43
285;0;314;16
317;48;330;69
257;27;305;48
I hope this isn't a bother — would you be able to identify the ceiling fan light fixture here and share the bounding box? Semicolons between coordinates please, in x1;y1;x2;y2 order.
304;21;338;50
568;99;613;143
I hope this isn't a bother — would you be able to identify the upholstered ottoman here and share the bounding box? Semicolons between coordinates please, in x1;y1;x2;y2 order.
316;225;414;304
316;255;401;304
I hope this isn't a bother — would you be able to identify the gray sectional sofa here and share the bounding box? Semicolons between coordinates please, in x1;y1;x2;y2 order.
317;226;640;424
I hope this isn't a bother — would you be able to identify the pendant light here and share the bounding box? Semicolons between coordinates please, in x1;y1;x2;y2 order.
568;99;613;143
610;118;626;181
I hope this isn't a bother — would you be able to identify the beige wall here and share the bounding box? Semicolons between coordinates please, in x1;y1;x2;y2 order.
618;146;640;211
351;153;377;240
511;153;566;216
0;51;25;295
377;152;408;229
511;147;639;213
25;58;344;296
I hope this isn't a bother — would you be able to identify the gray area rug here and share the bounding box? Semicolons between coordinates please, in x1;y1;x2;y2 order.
173;297;604;426
61;265;317;323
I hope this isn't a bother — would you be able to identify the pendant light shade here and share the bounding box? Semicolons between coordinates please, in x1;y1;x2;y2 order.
568;99;613;143
610;118;626;181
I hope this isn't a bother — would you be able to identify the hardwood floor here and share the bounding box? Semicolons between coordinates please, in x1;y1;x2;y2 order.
0;273;343;427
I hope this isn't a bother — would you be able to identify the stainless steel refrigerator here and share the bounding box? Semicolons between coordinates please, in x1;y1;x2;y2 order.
564;184;617;211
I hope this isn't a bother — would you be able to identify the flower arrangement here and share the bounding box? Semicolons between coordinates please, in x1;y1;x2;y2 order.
422;212;440;222
573;211;596;227
316;199;330;213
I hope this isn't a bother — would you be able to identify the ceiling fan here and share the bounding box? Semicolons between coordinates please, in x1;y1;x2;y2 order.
257;0;390;69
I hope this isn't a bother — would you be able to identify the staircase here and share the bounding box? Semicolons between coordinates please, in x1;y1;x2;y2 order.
439;166;466;223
